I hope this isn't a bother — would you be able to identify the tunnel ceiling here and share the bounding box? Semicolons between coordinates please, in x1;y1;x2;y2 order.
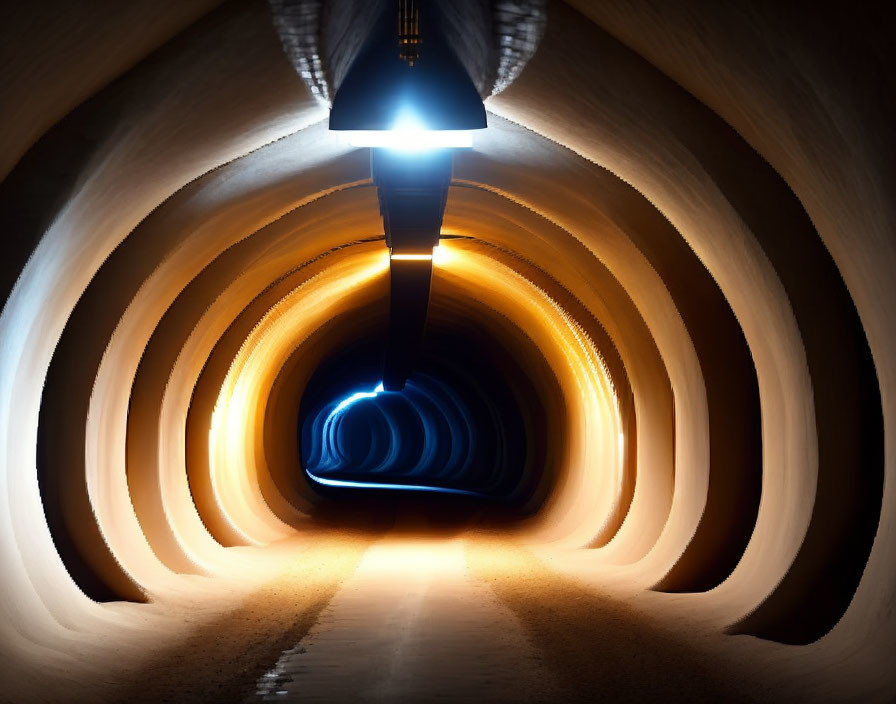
1;1;894;702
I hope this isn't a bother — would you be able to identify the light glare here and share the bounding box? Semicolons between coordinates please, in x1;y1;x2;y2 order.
306;471;481;496
432;244;451;265
390;253;433;261
345;130;473;150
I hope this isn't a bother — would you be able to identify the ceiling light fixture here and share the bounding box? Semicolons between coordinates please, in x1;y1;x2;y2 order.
327;1;486;390
328;2;486;136
345;107;473;150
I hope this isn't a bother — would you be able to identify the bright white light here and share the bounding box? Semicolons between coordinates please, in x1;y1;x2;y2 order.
346;130;473;150
390;253;433;261
393;109;426;132
432;244;450;265
345;106;473;150
390;246;452;263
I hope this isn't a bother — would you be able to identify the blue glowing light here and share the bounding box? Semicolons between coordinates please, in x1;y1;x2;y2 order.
315;382;386;470
302;376;500;497
328;382;385;417
305;470;481;496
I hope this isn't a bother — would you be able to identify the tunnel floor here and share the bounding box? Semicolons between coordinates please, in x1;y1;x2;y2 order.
252;537;547;701
93;511;797;704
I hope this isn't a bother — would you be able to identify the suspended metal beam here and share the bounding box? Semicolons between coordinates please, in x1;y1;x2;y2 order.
373;149;452;390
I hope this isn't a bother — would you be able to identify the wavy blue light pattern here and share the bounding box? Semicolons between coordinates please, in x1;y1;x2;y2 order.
316;382;385;469
301;371;520;497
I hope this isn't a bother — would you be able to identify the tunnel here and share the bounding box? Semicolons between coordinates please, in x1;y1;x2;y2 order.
1;1;894;702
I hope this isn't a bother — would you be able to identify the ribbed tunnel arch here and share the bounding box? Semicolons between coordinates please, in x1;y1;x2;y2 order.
1;1;893;702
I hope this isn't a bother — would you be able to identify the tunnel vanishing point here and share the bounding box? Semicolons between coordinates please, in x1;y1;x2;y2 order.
1;1;894;702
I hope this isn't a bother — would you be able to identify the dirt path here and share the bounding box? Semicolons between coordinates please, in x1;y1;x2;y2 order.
101;532;787;703
465;538;780;703
248;537;556;702
109;530;373;704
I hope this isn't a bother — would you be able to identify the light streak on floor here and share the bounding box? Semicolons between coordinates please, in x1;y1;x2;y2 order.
250;538;550;702
305;471;484;496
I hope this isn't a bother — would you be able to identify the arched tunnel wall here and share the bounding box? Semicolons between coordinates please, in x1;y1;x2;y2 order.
1;0;893;701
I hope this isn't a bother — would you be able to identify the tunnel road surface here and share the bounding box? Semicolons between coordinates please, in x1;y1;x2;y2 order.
249;537;552;702
243;533;771;703
112;528;777;703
